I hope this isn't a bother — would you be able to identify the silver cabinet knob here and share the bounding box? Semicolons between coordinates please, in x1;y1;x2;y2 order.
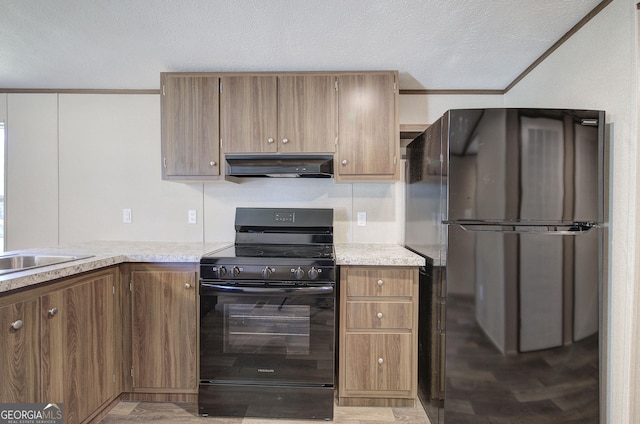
377;279;384;287
49;307;58;317
209;161;217;167
11;320;23;330
282;138;289;144
267;138;275;144
378;357;384;365
341;159;348;166
376;312;383;319
184;283;191;289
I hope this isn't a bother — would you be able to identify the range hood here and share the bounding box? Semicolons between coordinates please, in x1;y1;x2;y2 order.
225;154;334;178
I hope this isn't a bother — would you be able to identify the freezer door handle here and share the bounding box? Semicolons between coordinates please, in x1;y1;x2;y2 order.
445;221;598;235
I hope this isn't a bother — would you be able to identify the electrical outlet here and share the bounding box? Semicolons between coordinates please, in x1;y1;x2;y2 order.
188;209;197;224
357;211;367;226
123;208;132;224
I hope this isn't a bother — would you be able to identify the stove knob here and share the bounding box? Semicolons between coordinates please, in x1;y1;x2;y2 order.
293;267;305;280
261;266;273;279
232;266;241;277
308;267;319;280
218;266;228;277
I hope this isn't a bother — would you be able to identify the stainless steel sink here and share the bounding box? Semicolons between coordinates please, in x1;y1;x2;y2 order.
0;253;94;275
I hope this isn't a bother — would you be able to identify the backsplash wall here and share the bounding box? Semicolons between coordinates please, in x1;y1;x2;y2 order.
2;92;408;249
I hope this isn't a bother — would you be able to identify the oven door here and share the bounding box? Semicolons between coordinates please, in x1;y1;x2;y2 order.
199;281;335;386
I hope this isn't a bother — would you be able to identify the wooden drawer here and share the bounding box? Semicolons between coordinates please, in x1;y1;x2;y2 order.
346;301;413;329
344;333;412;392
345;268;413;297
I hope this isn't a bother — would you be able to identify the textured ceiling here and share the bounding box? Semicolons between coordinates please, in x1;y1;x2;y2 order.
0;0;605;91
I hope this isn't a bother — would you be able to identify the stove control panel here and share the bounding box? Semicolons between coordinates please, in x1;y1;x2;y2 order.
202;264;335;282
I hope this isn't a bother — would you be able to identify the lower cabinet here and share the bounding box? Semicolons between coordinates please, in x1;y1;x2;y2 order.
41;268;118;423
0;267;119;424
0;262;199;420
0;298;40;403
129;263;198;394
339;266;418;406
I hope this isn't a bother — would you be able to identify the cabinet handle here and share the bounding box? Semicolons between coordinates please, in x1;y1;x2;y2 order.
267;138;275;144
341;159;348;166
185;283;191;289
378;357;384;365
11;320;23;330
209;161;217;167
49;307;58;317
377;279;384;287
376;312;383;319
282;138;289;144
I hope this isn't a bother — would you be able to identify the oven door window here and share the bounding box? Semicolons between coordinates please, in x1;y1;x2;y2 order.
225;303;310;355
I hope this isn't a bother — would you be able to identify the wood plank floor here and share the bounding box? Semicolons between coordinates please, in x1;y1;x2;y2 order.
99;401;432;424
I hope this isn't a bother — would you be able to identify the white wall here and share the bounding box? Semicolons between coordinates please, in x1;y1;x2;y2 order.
399;94;504;124
6;94;59;250
4;93;416;247
3;90;511;249
505;0;637;422
57;94;205;244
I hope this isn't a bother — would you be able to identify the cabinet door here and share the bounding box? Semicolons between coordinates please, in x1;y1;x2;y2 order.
0;298;40;403
220;75;278;153
337;73;398;179
131;265;197;391
344;333;412;393
278;75;336;153
161;74;220;178
41;270;116;424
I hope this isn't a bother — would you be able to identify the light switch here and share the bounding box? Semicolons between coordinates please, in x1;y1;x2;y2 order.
123;209;132;224
357;211;366;226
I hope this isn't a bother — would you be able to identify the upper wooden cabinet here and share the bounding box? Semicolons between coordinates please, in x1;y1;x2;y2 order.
220;74;337;154
160;71;399;181
336;72;399;181
161;73;221;180
220;75;278;154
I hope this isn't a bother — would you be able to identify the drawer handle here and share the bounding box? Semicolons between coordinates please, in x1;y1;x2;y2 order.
378;357;384;365
185;283;191;289
49;307;58;317
377;279;384;287
376;312;383;319
11;320;23;330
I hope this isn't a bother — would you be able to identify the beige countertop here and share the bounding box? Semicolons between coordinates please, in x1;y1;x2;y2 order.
0;241;429;295
0;240;232;294
335;243;426;266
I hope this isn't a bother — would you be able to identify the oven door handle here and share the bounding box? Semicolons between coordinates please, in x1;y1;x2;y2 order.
200;283;334;296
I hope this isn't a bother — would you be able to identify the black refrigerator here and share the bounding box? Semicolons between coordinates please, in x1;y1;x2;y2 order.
405;108;607;424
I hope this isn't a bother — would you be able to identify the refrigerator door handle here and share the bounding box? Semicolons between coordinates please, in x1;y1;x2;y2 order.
444;221;599;235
